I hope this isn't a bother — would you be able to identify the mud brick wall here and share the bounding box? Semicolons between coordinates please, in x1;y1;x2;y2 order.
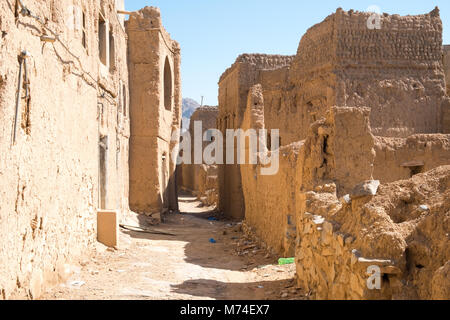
296;204;394;300
287;13;341;141
294;107;450;299
296;107;375;197
216;8;450;299
217;64;245;219
239;85;301;256
335;9;445;136
127;7;182;215
218;54;293;219
179;106;218;206
0;0;129;299
373;134;450;183
241;145;301;256
259;66;300;145
289;8;446;138
241;106;374;258
296;166;450;299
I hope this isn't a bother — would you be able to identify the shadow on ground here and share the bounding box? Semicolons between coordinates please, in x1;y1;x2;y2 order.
170;278;301;300
122;192;279;272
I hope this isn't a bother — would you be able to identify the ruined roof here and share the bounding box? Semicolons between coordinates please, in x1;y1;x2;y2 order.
219;54;294;83
190;106;218;121
189;106;218;131
195;105;218;112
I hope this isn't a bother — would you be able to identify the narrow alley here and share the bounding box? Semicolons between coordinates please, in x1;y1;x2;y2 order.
2;1;449;302
41;195;305;300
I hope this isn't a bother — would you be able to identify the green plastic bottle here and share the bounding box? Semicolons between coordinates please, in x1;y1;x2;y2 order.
278;258;295;265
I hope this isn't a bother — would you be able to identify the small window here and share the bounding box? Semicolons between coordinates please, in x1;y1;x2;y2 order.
109;27;115;72
163;57;172;111
98;14;107;65
82;10;87;49
123;84;127;117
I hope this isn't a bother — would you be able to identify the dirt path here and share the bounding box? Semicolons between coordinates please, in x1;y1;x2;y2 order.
42;195;306;300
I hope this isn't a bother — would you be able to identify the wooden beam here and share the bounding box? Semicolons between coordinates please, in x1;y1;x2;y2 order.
400;160;425;168
40;35;56;43
117;10;132;15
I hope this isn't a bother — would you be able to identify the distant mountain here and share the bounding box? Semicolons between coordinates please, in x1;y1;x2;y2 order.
182;98;200;131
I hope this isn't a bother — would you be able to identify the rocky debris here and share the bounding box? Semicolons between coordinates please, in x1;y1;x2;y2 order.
297;165;450;299
350;180;380;200
431;261;450;299
341;194;351;204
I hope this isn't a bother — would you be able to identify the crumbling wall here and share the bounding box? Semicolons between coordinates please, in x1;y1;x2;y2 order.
259;66;299;145
296;166;450;300
240;85;301;256
288;8;446;138
219;7;446;222
179;106;218;206
295;107;392;299
216;7;450;299
218;54;293;219
287;13;338;141
127;7;182;216
297;107;375;197
373;135;450;183
217;63;245;219
337;9;445;136
0;0;129;299
295;107;450;299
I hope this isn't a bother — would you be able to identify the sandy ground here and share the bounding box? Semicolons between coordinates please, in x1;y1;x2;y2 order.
41;195;307;300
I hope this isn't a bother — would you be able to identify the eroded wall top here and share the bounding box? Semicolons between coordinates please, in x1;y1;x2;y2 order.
219;54;294;84
292;7;443;78
189;106;218;133
289;7;446;137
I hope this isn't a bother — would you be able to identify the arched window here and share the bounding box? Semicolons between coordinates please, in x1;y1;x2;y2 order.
163;57;172;111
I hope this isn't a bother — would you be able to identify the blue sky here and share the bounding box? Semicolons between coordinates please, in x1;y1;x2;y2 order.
125;0;450;106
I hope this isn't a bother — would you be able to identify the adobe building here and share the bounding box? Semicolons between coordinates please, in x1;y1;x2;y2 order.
0;1;179;299
0;0;131;299
127;7;182;217
179;106;219;206
217;54;294;219
219;10;449;219
219;8;450;299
